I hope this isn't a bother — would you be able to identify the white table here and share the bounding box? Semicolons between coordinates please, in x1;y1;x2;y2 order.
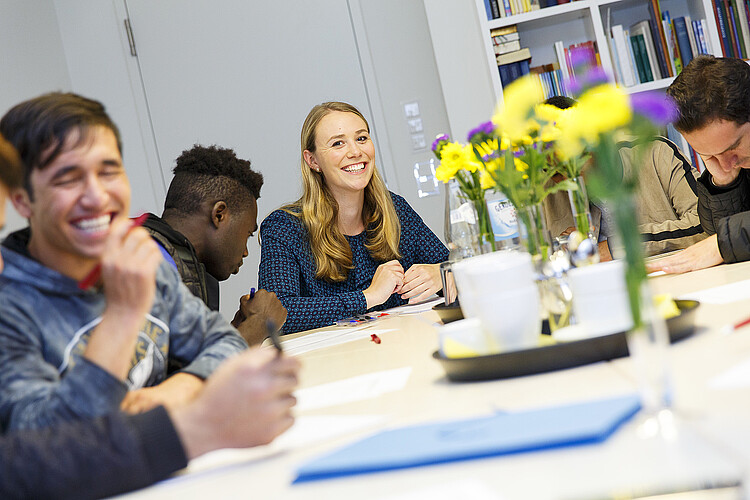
117;262;750;499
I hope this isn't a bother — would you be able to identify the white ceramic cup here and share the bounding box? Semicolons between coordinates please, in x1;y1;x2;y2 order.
452;251;536;320
567;259;633;338
474;284;541;351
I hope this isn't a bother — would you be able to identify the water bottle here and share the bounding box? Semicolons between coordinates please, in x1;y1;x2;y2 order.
485;189;521;251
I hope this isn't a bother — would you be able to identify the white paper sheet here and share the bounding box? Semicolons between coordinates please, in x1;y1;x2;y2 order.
384;296;444;315
295;366;412;411
282;328;395;356
678;279;750;305
708;357;750;390
182;414;385;476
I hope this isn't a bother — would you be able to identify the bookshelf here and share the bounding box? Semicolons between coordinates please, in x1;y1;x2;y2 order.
474;0;724;104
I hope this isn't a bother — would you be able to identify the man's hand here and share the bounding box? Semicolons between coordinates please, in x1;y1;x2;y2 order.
121;373;204;414
363;260;404;309
170;347;300;459
704;158;741;187
231;290;287;346
400;263;442;304
646;234;723;274
83;219;163;380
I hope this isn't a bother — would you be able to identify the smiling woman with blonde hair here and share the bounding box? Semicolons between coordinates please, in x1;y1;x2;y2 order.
259;101;448;333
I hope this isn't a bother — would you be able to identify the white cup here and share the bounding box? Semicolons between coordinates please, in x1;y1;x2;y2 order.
452;251;536;320
474;284;541;352
567;259;633;338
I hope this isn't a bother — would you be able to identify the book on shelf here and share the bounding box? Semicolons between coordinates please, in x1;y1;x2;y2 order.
496;47;532;65
494;40;522;55
672;17;694;67
733;0;750;57
490;25;517;37
684;15;700;58
647;0;672;78
694;19;710;54
714;0;733;56
609;25;637;86
726;0;743;57
492;30;520;44
498;59;531;86
630;33;653;83
530;63;568;99
630;20;662;80
553;40;572;83
662;11;682;75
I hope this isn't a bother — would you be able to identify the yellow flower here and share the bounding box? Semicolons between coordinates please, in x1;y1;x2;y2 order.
576;84;632;136
479;170;496;189
534;103;564;123
514;158;528;172
484;157;502;172
435;142;480;182
492;76;544;142
474;139;499;160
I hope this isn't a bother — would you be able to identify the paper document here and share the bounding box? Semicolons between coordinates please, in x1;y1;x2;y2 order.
679;279;750;304
181;415;384;477
282;328;394;356
385;296;443;315
295;366;412;411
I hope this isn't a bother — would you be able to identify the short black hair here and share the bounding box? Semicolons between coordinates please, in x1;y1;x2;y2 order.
0;134;22;190
164;144;263;215
667;55;750;132
0;92;122;197
544;95;576;109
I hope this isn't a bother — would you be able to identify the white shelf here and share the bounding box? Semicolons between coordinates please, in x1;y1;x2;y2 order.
475;0;724;104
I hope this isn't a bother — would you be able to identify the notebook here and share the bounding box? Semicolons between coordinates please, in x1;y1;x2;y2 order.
294;394;641;482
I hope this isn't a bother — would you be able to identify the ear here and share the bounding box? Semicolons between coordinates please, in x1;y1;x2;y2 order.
10;188;33;219
303;150;319;172
210;201;229;230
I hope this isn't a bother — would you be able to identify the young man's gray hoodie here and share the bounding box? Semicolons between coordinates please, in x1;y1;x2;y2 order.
0;229;248;431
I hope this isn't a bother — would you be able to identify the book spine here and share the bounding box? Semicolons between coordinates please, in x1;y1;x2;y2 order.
700;19;713;53
737;0;750;56
650;0;673;77
637;34;654;81
716;0;734;56
630;35;647;83
673;17;694;67
484;0;495;19
724;0;742;57
684;16;699;58
729;0;747;57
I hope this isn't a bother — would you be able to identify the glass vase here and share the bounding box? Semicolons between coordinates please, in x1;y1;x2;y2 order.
567;176;594;239
518;203;552;265
473;198;496;254
444;180;481;261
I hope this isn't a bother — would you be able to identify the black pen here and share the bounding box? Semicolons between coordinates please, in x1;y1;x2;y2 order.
267;319;283;355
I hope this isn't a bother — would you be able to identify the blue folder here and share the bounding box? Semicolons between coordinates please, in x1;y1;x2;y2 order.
294;394;640;483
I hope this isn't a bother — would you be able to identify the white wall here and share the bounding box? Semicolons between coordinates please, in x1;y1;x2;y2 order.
1;0;457;323
0;0;72;238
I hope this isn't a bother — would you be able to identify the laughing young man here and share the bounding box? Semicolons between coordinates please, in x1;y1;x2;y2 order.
0;93;247;431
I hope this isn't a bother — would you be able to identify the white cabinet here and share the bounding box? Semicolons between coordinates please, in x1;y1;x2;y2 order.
474;0;724;104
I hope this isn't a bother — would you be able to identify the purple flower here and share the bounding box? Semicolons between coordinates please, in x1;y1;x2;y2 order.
431;134;450;153
467;121;495;143
631;92;678;125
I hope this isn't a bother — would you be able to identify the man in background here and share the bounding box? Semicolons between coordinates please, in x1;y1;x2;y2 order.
144;145;286;345
649;55;750;274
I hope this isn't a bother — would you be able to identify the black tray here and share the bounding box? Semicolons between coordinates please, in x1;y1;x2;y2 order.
433;301;464;324
433;300;699;382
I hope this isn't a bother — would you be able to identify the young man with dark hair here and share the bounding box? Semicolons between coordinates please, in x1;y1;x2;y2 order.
0;131;299;499
650;56;750;274
0;92;248;430
143;144;287;346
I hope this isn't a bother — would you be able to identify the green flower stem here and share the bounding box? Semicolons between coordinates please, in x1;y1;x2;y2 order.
595;135;647;330
569;177;591;237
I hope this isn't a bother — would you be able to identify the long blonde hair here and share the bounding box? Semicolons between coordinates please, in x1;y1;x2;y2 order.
283;102;401;282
